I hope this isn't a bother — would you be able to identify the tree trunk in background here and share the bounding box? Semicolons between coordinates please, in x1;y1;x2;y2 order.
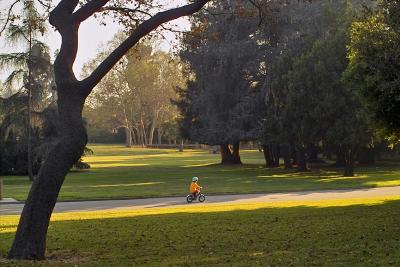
131;128;136;145
343;162;354;177
262;144;272;167
179;139;184;152
291;144;297;165
263;143;279;168
125;126;132;147
307;144;319;163
296;146;308;172
232;142;242;164
335;148;346;167
148;125;155;145
8;88;87;259
271;144;280;167
141;121;147;146
282;144;293;169
343;147;356;177
220;144;233;164
157;128;162;145
220;143;241;165
27;30;34;182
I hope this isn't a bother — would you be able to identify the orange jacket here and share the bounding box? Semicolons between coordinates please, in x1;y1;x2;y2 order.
190;182;201;193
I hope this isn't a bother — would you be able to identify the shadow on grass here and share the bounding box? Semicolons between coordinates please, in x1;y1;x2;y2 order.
3;161;400;202
1;199;400;266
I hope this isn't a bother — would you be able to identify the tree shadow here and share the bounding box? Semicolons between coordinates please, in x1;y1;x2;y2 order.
1;198;400;266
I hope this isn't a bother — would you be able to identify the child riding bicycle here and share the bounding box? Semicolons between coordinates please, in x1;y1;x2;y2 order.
189;176;202;198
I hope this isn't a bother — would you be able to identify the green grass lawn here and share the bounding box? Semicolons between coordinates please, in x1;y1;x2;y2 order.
2;197;400;266
2;144;400;201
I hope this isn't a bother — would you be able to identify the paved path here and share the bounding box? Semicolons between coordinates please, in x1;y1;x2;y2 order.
1;186;400;215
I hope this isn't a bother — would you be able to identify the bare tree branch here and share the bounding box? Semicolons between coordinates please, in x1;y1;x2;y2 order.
101;6;152;18
72;0;111;23
0;0;22;36
81;0;210;96
247;0;263;27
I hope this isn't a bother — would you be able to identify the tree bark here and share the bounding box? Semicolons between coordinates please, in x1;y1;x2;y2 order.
220;144;233;164
232;142;242;164
220;143;241;165
263;143;279;168
8;88;87;260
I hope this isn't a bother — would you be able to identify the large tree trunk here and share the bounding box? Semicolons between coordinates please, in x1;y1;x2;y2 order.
8;90;87;260
232;142;242;164
263;143;279;168
6;0;210;260
220;143;241;165
220;144;233;164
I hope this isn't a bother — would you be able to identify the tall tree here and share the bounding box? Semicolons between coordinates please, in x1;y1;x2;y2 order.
260;1;373;175
84;37;184;147
0;0;50;181
345;0;400;142
178;1;263;164
3;0;209;260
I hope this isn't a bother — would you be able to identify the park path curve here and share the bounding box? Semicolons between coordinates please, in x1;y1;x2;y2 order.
1;186;400;215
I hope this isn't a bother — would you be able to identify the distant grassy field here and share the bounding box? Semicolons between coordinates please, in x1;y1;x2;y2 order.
1;197;400;266
2;144;400;201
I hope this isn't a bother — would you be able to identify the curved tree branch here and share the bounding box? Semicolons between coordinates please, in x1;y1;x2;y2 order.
81;0;210;96
0;0;22;36
72;0;111;23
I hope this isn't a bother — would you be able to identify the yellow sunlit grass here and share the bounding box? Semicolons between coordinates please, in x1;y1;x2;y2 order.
182;163;216;168
89;163;150;168
365;180;400;187
90;182;163;188
2;196;400;234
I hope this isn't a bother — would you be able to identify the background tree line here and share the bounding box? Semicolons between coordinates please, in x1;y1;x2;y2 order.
0;0;89;178
175;0;400;176
83;35;184;147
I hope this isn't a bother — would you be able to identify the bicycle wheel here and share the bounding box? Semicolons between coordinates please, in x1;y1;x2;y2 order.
186;194;194;203
198;194;206;202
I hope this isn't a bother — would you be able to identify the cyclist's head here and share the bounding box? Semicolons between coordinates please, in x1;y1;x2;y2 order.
192;176;199;182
